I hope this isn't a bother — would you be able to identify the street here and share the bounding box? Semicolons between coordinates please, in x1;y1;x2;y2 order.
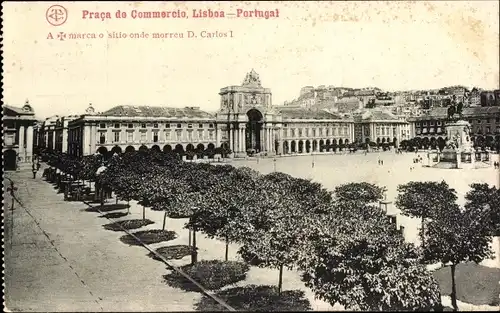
4;167;198;312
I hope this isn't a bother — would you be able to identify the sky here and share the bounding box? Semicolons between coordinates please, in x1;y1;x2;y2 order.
3;1;499;119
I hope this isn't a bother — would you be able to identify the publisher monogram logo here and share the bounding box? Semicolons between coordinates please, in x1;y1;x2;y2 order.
46;5;68;26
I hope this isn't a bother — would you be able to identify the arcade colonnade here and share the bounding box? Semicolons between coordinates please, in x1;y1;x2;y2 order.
225;122;276;154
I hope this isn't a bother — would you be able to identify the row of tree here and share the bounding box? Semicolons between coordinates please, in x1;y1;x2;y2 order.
43;150;498;311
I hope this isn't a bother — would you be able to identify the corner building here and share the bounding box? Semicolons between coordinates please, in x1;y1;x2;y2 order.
3;101;37;170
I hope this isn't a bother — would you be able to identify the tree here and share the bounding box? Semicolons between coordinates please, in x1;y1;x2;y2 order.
395;181;458;250
236;173;333;294
335;182;385;206
298;206;442;311
148;174;191;231
423;203;494;311
464;183;500;236
187;166;263;261
237;177;307;295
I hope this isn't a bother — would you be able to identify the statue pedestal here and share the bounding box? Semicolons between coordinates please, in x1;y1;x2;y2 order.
432;120;475;169
445;120;474;153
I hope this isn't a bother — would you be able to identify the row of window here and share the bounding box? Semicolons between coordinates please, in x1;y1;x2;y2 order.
375;127;398;137
416;117;500;127
416;121;443;127
98;123;215;129
416;128;443;135
98;129;216;144
416;126;500;135
470;118;500;124
282;123;349;128
284;127;349;138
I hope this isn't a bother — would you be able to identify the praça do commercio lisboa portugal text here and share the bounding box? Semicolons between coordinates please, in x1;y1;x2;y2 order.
82;8;280;21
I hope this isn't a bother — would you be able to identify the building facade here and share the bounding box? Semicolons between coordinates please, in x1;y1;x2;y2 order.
67;104;217;157
40;70;416;158
3;100;37;170
409;106;500;149
352;110;410;146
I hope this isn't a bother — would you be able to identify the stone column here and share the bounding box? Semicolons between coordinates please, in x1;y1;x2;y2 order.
62;127;69;154
26;125;34;162
240;127;244;153
19;125;25;161
268;126;272;152
228;124;233;152
260;126;266;152
233;125;239;153
216;126;221;147
271;127;274;152
90;124;97;154
270;127;275;153
84;124;91;155
240;124;246;153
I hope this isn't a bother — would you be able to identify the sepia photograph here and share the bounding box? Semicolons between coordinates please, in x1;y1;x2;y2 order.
3;1;500;312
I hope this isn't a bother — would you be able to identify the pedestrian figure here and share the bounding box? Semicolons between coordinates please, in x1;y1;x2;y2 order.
32;164;38;179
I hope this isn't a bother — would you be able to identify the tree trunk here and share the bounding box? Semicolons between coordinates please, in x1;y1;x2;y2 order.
142;205;146;220
100;187;104;211
420;216;425;249
162;211;167;231
188;229;192;247
450;264;458;311
115;197;118;204
278;264;284;295
191;229;198;265
225;233;229;261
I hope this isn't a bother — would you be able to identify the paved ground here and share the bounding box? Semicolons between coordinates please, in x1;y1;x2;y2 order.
4;152;499;312
4;168;199;312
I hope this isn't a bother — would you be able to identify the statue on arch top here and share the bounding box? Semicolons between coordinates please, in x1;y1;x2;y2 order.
242;69;262;87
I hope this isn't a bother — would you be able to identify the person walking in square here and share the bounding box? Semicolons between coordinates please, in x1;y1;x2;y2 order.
32;162;38;179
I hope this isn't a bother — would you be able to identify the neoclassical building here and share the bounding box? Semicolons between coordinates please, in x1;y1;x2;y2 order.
216;69;354;157
3;100;37;170
353;110;410;146
41;70;415;158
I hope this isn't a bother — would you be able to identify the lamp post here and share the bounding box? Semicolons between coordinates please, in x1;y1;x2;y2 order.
6;178;18;247
273;157;277;172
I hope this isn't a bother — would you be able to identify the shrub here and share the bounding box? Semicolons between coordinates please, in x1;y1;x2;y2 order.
85;203;130;213
120;229;177;246
99;212;129;219
149;245;194;261
164;260;249;291
194;285;312;311
103;219;154;231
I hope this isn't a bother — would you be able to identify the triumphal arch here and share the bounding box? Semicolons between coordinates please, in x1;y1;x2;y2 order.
216;69;282;157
